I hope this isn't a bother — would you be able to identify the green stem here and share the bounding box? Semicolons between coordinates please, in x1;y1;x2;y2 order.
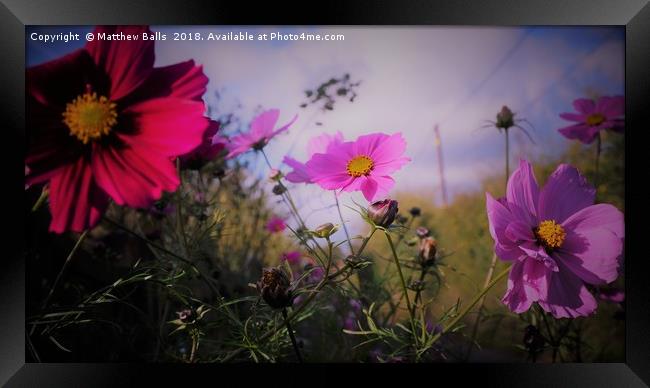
31;186;49;212
283;308;303;363
175;158;190;257
334;192;355;256
430;265;511;346
385;232;418;350
42;229;89;308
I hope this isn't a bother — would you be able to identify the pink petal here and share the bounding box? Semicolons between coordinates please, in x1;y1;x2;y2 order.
91;144;179;208
559;112;586;122
596;95;624;117
368;132;408;164
119;97;208;157
538;262;597;318
506;160;539;227
558;124;598;144
86;26;154;101
48;157;109;233
250;109;280;137
27;48;100;108
558;204;624;284
539;164;595;223
370;175;395;199
283;156;311;183
307;131;344;156
486;193;516;249
359;176;379;201
121;60;209;104
572;98;596;115
502;261;534;314
269;114;298;138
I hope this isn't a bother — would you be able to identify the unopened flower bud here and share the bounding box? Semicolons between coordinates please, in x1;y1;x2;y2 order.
272;184;286;195
496;105;514;129
418;236;437;267
367;199;399;228
313;222;336;238
395;214;408;224
268;169;282;182
257;267;293;309
415;227;430;239
409;207;421;217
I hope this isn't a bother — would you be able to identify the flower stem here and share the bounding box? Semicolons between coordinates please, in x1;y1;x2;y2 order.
334;192;355;256
42;229;89;308
31;186;49;212
283;308;303;363
189;332;199;363
385;232;418;350
430;265;511;346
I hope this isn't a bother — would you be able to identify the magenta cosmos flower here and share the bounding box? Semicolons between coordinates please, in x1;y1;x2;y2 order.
304;133;410;201
226;109;297;159
558;96;624;144
283;131;344;184
25;26;210;233
265;216;287;233
486;160;624;318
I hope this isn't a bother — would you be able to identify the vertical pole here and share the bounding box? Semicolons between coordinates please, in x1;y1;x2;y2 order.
434;124;448;207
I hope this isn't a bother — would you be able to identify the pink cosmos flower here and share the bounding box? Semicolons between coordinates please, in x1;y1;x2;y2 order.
486;160;624;318
226;109;297;159
283;131;344;184
304;133;410;201
558;96;624;144
26;26;210;233
281;251;302;265
265;216;287;233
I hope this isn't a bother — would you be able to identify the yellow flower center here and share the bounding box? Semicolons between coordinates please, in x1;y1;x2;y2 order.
535;220;566;249
346;155;374;177
62;92;117;144
585;113;605;126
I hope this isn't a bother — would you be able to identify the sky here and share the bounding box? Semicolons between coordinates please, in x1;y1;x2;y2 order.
26;26;625;238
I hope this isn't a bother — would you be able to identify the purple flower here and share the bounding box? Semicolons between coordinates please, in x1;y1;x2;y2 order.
558;96;624;144
486;160;624;318
281;250;302;265
226;109;297;159
265;216;286;233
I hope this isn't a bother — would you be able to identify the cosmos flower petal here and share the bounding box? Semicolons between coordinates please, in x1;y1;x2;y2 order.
596;95;624;117
558;204;624;284
506;160;539;226
250;109;280;137
558;112;585;122
359;176;379;201
307;131;344;156
538;164;595;223
558;124;599;144
86;26;155;101
122;60;209;104
368;133;408;163
486;192;517;249
119;97;209;157
270;114;298;138
502;261;534;314
48;157;109;233
538;262;597;318
91;144;179;208
283;156;311;183
572;98;596;115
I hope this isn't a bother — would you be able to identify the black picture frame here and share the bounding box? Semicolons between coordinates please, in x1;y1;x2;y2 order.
3;0;649;386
